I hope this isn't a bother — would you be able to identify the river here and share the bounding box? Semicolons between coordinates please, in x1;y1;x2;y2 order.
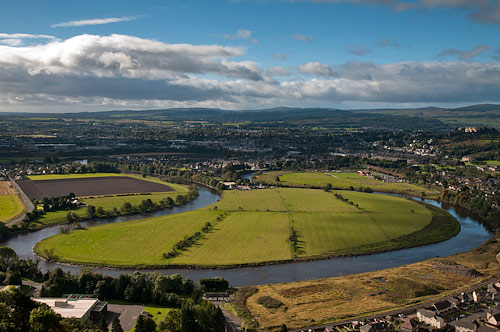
0;184;492;287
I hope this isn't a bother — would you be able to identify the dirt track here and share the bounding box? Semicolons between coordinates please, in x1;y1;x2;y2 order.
18;176;174;200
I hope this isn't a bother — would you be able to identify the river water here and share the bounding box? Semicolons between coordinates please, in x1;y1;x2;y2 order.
1;185;492;287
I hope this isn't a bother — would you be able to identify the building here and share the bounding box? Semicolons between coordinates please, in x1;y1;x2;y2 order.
33;297;107;323
400;319;418;332
473;290;489;303
478;325;497;332
452;320;477;332
417;309;446;329
433;300;453;314
487;310;500;327
360;322;393;332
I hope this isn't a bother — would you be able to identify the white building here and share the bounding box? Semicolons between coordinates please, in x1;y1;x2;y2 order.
34;298;101;323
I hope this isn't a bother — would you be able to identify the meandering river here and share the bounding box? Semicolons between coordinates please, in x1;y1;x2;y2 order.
0;185;492;287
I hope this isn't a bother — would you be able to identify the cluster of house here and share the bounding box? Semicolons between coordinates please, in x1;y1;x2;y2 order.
299;281;500;332
415;282;500;332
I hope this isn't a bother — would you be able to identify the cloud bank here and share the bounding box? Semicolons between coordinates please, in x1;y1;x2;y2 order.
0;33;500;111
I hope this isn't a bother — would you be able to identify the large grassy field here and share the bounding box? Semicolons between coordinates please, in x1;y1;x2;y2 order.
26;173;188;228
256;172;438;197
0;195;24;223
0;181;25;223
35;188;456;268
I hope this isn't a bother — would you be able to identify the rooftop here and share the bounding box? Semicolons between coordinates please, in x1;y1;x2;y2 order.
33;298;98;320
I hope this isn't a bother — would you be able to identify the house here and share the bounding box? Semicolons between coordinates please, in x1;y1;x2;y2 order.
452;320;476;332
400;319;418;332
457;293;472;304
449;297;461;308
417;309;447;329
473;290;489;303
478;325;497;332
222;182;237;189
487;310;500;327
488;283;499;295
433;300;453;314
360;322;393;332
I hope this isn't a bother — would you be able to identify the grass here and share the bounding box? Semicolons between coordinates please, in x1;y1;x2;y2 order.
0;195;24;223
35;210;223;267
143;306;172;324
239;236;500;330
257;172;438;197
27;173;126;180
35;188;453;268
171;212;292;265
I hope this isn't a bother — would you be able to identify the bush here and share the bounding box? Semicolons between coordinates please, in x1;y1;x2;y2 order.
257;296;284;309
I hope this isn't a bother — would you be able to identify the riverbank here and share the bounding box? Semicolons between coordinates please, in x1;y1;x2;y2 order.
235;235;500;331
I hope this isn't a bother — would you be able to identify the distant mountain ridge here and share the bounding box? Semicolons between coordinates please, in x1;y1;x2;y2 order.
3;103;500;130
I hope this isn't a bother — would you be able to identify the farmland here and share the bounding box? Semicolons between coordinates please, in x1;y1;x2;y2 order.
35;188;458;268
256;172;438;197
19;173;188;228
0;181;25;223
19;174;174;201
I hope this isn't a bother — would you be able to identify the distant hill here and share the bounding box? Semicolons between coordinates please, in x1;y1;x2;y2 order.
22;107;446;131
6;103;500;130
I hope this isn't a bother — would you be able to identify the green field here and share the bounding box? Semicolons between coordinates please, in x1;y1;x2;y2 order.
257;172;438;197
26;173;188;228
0;195;24;223
35;188;457;268
28;173;126;180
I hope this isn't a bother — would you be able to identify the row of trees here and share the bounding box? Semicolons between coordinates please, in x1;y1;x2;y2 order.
0;247;227;332
163;214;226;259
62;187;199;224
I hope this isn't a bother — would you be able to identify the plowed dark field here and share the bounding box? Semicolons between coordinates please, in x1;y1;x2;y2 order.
18;176;174;200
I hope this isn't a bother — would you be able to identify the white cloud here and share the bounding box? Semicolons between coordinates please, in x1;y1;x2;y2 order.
0;33;56;47
267;66;290;76
0;33;55;39
299;62;335;77
292;34;313;42
1;33;500;111
0;39;23;46
224;28;258;43
51;16;136;28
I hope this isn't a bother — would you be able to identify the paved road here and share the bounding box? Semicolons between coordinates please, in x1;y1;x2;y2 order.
22;280;42;297
290;274;500;332
7;178;34;226
210;300;244;332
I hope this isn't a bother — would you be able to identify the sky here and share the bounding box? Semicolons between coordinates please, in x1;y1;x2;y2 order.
1;0;500;112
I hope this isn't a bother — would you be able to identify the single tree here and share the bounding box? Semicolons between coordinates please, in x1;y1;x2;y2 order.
29;305;62;332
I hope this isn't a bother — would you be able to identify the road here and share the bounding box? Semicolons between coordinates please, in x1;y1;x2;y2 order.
210;300;244;332
6;178;34;226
